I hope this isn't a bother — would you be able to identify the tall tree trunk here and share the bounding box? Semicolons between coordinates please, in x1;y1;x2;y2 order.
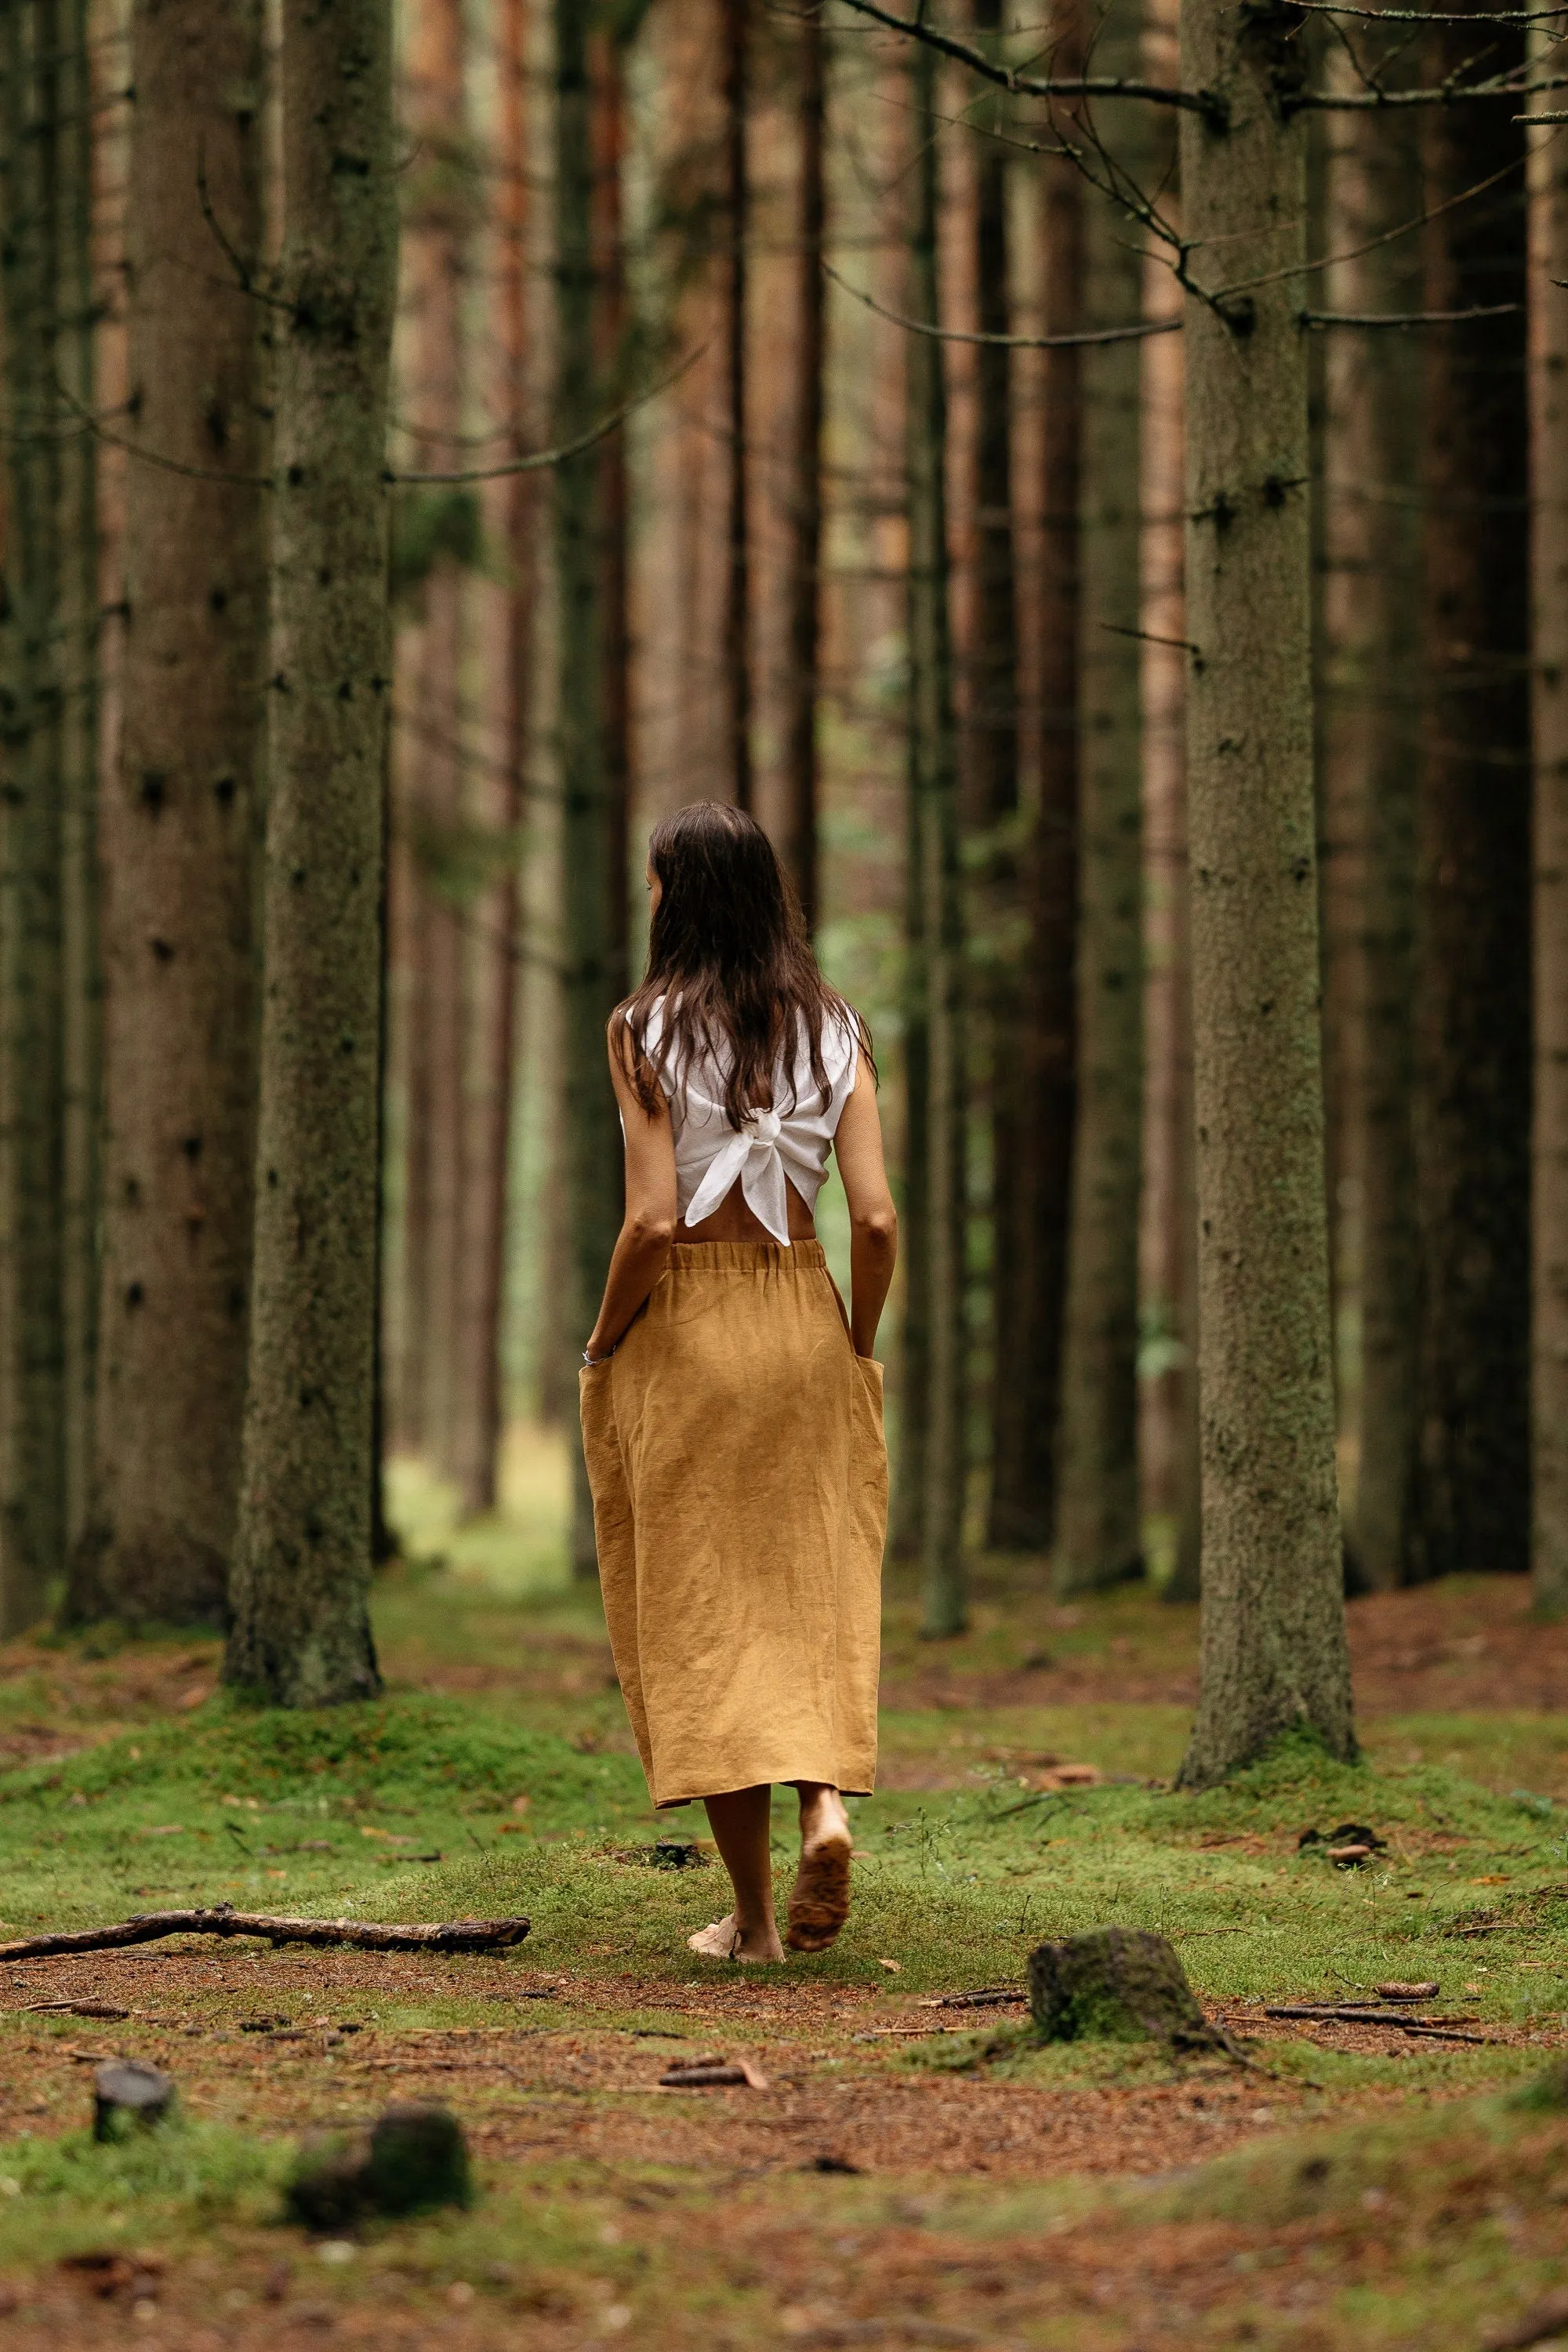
59;0;100;1567
987;103;1080;1552
593;22;631;999
451;0;535;1522
782;0;825;928
224;0;398;1704
407;0;469;1484
722;0;752;809
1530;68;1568;1613
968;0;1025;1557
1175;0;1354;1787
1323;73;1421;1590
557;0;622;1577
0;0;67;1634
906;35;967;1635
1412;7;1532;1584
67;0;267;1628
1055;19;1148;1596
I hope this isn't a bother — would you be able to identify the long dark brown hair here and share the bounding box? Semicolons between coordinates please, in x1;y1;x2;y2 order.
619;801;870;1129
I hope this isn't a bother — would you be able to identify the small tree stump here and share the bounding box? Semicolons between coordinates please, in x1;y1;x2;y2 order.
364;2103;471;2216
285;2104;470;2227
1028;1928;1225;2049
93;2059;175;2141
285;2129;374;2230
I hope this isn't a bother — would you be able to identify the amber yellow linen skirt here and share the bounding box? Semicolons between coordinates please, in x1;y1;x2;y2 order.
579;1240;887;1809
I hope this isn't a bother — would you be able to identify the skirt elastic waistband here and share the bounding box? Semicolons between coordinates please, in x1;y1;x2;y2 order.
668;1238;827;1272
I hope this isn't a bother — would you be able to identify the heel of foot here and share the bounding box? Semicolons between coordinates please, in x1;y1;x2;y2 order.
786;1834;852;1955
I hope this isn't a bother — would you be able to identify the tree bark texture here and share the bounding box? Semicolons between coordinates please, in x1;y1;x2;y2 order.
906;37;967;1635
402;0;470;1483
1175;0;1355;1786
967;0;1027;1558
1322;72;1421;1590
0;0;67;1634
722;0;753;809
592;23;631;1003
1530;76;1568;1613
556;0;623;1577
224;0;398;1703
1414;7;1531;1584
58;0;99;1566
986;99;1080;1553
782;0;825;930
64;0;265;1628
1055;24;1148;1596
449;0;535;1523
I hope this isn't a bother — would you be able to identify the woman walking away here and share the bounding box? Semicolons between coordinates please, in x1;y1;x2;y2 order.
579;802;896;1963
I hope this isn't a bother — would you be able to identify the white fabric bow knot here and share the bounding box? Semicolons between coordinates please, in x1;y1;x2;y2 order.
684;1102;792;1242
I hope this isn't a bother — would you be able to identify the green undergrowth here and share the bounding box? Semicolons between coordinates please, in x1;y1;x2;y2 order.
2;1700;1566;2043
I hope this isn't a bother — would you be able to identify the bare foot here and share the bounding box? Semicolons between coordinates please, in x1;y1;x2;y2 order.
686;1913;786;1965
786;1791;853;1953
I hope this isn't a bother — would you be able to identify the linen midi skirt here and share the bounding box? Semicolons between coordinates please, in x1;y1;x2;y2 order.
579;1240;887;1809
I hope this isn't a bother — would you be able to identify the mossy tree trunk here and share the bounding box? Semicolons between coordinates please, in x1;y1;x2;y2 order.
1530;65;1568;1614
0;0;67;1635
906;34;967;1635
1055;11;1148;1597
1412;6;1531;1584
224;0;398;1704
1174;0;1354;1787
67;0;267;1630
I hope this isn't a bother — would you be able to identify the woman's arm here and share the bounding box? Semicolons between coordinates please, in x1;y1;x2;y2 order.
583;1025;678;1363
833;1058;898;1357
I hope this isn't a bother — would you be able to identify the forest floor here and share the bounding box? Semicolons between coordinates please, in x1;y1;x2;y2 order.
0;1478;1566;2347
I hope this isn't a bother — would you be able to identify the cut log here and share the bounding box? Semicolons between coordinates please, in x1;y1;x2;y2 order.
1028;1928;1225;2049
0;1906;530;1962
93;2059;174;2142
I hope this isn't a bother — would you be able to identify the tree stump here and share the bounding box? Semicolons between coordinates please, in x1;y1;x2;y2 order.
286;2103;470;2228
1028;1928;1225;2049
93;2059;175;2141
365;2103;471;2216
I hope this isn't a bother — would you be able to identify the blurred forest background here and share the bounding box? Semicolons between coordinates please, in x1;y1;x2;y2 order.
1;0;1565;1748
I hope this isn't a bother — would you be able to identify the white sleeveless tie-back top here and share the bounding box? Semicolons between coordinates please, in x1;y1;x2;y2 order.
634;996;860;1247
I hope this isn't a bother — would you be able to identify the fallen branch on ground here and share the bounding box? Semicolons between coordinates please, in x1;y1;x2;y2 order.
1263;2003;1494;2044
0;1906;530;1962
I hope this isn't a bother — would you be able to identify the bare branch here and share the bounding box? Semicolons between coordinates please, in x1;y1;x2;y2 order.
833;0;1228;125
1295;67;1568;107
1297;0;1567;18
387;343;706;485
823;260;1178;348
1302;299;1526;324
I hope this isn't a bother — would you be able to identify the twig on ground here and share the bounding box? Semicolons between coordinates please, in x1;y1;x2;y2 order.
0;1905;530;1962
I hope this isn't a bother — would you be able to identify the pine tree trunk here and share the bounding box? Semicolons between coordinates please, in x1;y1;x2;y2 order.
556;0;622;1578
58;0;100;1566
1530;68;1568;1613
782;0;825;929
722;0;752;809
450;0;535;1523
906;37;967;1635
67;0;267;1628
224;0;398;1704
593;24;631;1000
1174;0;1354;1787
0;0;67;1635
1413;8;1531;1584
1055;20;1148;1597
1323;74;1421;1590
986;103;1080;1552
968;0;1025;1559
